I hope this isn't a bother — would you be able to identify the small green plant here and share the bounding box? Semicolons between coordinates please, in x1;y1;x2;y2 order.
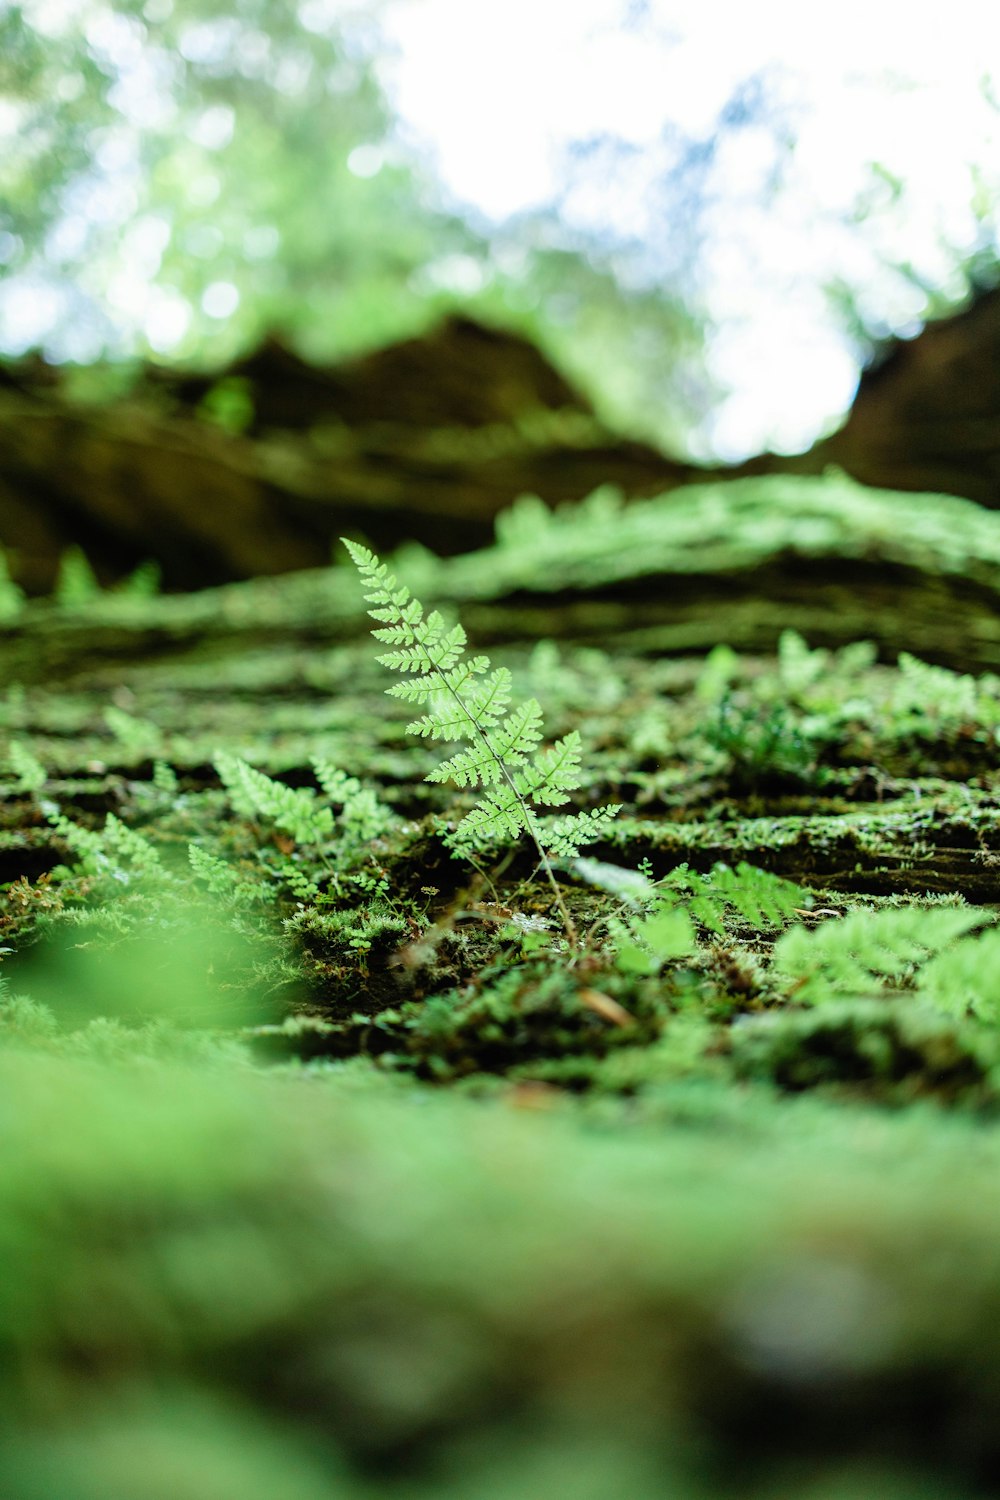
43;805;163;879
104;706;162;758
214;753;393;851
892;652;982;727
209;753;399;951
658;861;809;936
343;539;620;944
609;861;808;976
772;905;990;1004
0;547;24;622
311;758;394;843
115;559;161;597
54;545;101;606
706;696;815;780
152;759;179;795
4;741;47;796
197;375;255;434
215;754;335;846
917;926;1000;1022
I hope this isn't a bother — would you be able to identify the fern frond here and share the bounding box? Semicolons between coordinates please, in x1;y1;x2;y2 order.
465;666;514;728
152;760;179;795
427;744;507;788
406;666;511;738
542;804;623;858
104;706;160;755
917;927;1000;1022
343;539;406;594
710;863;807;930
102;813;162;872
385;678;445;704
520;730;583;806
491;698;545;761
44;805;162;877
894;652;978;723
376;621;467;675
772;906;989;1003
449;784;532;850
311;757;393;841
344;538;620;943
610;860;803;972
311;761;363;804
5;741;47;795
189;844;239;895
430;702;546;788
215;754;334;846
666;861;808;936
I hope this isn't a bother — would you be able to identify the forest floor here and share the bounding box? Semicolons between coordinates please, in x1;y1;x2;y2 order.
4;472;1000;1499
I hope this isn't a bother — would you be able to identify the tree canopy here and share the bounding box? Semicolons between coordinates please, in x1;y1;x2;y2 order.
3;0;996;457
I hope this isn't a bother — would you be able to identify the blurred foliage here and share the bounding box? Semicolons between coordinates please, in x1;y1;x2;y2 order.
0;0;466;356
0;0;705;448
3;2;1000;456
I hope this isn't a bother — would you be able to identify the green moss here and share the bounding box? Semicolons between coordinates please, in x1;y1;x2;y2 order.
8;476;1000;1491
2;1050;1000;1495
730;999;1000;1106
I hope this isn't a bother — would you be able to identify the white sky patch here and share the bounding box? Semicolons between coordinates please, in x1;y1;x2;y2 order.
20;0;89;40
347;143;386;178
190;105;236;152
382;0;678;215
0;278;67;354
380;0;1000;455
145;288;193;354
201;281;241;319
415;253;488;295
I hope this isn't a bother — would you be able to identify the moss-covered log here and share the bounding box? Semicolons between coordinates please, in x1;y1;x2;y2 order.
8;289;1000;600
6;473;1000;685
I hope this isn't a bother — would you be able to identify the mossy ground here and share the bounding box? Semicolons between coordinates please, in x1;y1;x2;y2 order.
5;476;1000;1497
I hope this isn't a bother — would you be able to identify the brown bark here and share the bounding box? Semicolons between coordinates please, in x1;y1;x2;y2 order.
0;316;694;594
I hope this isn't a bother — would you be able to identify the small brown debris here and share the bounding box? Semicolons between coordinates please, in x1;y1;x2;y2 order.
577;988;635;1027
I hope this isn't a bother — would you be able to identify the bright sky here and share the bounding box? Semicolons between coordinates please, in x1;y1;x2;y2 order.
379;0;1000;457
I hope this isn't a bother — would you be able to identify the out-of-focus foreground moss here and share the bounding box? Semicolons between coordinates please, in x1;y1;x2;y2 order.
0;1039;998;1500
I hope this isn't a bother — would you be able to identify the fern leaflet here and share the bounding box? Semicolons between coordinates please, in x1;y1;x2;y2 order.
916;927;1000;1022
610;861;806;974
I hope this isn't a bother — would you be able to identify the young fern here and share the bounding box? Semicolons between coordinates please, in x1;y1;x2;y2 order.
215;753;335;846
343;539;620;942
659;861;809;936
771;905;990;1004
608;861;809;975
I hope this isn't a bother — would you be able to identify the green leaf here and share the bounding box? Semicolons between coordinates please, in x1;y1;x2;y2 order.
616;906;697;974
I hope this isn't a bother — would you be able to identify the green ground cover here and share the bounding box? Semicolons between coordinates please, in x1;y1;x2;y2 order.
4;473;1000;1496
